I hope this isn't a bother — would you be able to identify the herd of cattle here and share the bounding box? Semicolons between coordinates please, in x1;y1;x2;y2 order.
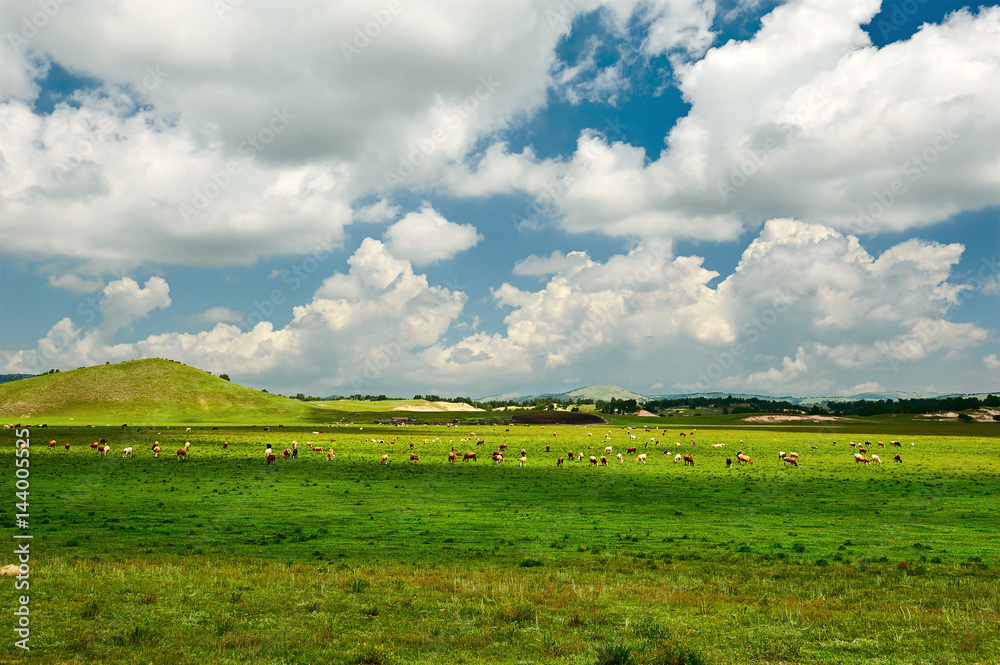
27;426;913;469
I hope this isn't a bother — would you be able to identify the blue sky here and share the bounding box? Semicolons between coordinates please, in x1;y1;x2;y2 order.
1;0;997;398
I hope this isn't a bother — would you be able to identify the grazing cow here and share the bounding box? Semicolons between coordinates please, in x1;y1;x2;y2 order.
635;453;647;464
577;452;584;462
890;440;901;447
617;453;623;464
176;448;187;460
871;454;882;465
713;443;726;448
779;451;786;460
627;446;637;454
858;447;868;454
499;443;508;452
557;457;564;466
726;457;732;468
463;452;477;462
184;442;191;451
47;440;56;448
476;439;485;446
266;453;276;465
99;445;110;456
379;454;389;464
99;438;107;444
604;445;613;454
854;453;870;465
782;456;798;467
567;450;574;460
409;453;420;462
153;445;160;457
673;453;682;463
788;452;799;459
910;442;915;449
600;455;608;466
521;448;527;457
736;452;753;465
680;432;686;437
448;452;457;464
519;456;527;467
122;447;132;458
683;454;694;466
223;441;229;449
893;454;902;463
327;449;336;461
545;445;550;453
90;442;99;450
283;449;291;459
629;435;636;441
589;456;598;466
494;453;504;465
877;441;885;447
64;443;70;451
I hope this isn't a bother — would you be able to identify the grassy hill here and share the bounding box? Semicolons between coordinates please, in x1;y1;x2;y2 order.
559;384;646;402
0;359;327;424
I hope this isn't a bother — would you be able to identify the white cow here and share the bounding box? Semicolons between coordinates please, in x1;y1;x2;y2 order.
674;453;682;463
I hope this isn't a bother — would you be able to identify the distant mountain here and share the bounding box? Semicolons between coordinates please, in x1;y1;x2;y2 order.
476;392;528;403
559;385;646;402
0;374;35;385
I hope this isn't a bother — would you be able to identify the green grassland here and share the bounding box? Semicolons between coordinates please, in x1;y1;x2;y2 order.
3;420;998;664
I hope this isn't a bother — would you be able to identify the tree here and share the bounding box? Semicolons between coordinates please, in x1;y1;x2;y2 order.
219;373;231;381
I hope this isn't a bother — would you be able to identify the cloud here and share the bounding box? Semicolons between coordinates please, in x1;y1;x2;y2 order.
984;354;1000;371
47;273;104;294
355;199;401;224
188;307;244;324
383;207;482;266
448;5;999;241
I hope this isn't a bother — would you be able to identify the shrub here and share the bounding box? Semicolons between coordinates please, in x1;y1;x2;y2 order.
519;558;544;568
595;642;634;665
348;576;370;593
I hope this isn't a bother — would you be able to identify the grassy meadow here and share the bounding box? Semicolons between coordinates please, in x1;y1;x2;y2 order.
3;417;998;664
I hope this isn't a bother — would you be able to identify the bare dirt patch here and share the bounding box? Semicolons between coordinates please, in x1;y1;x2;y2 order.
635;409;658;417
739;414;845;423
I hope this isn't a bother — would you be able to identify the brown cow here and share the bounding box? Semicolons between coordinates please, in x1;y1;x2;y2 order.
545;445;550;453
627;446;637;454
266;453;276;465
499;443;508;452
783;456;798;467
589;456;598;466
854;453;870;465
557;457;564;466
223;441;229;449
726;457;732;468
409;453;420;461
176;448;187;460
683;454;694;466
736;452;753;465
448;452;457;464
463;452;477;462
600;455;608;466
893;454;902;463
379;454;389;464
283;449;291;459
47;440;56;448
64;442;70;451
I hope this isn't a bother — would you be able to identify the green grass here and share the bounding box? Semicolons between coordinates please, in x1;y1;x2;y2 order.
0;359;326;424
4;421;998;663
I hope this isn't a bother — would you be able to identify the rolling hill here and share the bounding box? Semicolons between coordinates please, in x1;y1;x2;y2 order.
0;359;327;424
